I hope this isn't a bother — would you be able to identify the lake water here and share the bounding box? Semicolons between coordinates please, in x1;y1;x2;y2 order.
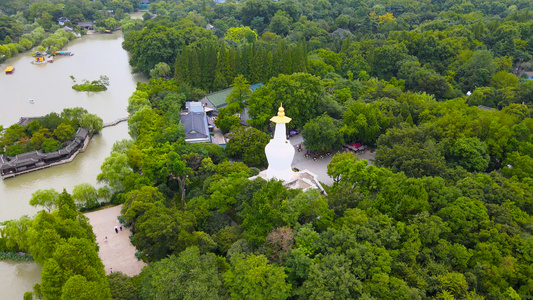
0;261;42;298
0;32;144;299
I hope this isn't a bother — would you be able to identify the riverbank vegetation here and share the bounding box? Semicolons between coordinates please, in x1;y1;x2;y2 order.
0;107;102;156
0;0;139;63
0;251;33;261
1;0;533;299
0;190;111;299
71;75;110;92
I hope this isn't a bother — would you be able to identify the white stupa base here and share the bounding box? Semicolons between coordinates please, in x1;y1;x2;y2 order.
252;169;327;195
265;168;296;182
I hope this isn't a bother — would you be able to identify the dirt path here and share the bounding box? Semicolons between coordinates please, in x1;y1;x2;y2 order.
84;205;146;276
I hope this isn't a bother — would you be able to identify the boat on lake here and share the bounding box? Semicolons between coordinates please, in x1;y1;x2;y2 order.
54;51;74;56
5;66;14;74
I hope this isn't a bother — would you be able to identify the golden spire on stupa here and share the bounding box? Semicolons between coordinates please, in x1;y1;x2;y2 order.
270;104;292;124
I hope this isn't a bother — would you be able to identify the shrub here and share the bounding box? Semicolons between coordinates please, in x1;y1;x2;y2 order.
41;138;62;153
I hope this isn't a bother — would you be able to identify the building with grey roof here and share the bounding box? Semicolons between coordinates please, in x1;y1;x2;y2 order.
1;127;90;179
180;103;212;143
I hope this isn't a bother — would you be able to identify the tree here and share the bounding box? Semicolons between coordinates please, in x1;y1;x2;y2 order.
60;275;108;300
438;196;490;244
397;60;453;99
72;183;99;210
122;25;182;74
224;253;291;300
61;107;88;127
226;75;251;113
121;185;164;218
127;91;151;115
130;204;181;260
136;246;225;299
240;180;299;246
53;123;75;142
108;272;136;300
40;258;68;299
166;151;192;211
370;43;408;79
1;124;26;147
97;75;110;88
371;174;430;220
444;137;490;172
98;186;112;203
302;114;343;153
281;189;333;228
327;152;392;193
29;189;59;212
41;138;63;153
248;73;325;130
103;18;117;31
262;227;294;264
97;152;133;192
226;126;270;167
489;71;518;90
298;253;362;299
456;50;497;92
127;106;164;141
2;216;33;252
376;138;446;178
501;152;533;183
268;11;291;36
341;100;391;145
225;26;257;43
79;113;103;135
215;109;241;135
149;62;172;79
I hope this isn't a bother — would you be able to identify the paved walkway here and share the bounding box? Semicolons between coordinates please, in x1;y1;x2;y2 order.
84;205;146;276
211;127;226;145
289;135;375;186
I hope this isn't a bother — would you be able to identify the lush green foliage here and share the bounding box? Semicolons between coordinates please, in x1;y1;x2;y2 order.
226;126;270;167
0;108;101;156
3;0;533;298
0;189;111;299
71;75;110;92
0;251;33;261
0;0;136;63
107;0;533;298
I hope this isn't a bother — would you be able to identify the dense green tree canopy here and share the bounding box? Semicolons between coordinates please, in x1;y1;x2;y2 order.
248;73;325;130
3;0;533;299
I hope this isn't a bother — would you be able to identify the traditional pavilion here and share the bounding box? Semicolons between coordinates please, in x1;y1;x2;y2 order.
253;105;326;194
33;51;47;63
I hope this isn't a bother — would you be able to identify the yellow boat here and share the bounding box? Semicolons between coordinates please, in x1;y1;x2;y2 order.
5;66;14;74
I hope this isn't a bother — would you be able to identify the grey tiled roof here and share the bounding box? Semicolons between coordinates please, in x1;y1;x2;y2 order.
0;127;89;172
180;112;210;142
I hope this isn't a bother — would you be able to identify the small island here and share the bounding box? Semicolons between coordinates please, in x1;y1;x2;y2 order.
71;75;110;92
0;108;103;179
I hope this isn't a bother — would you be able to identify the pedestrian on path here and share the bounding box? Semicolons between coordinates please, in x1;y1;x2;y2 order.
120;224;123;231
114;226;118;234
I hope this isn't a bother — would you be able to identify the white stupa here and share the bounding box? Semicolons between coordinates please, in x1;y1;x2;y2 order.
265;105;295;181
254;104;326;195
